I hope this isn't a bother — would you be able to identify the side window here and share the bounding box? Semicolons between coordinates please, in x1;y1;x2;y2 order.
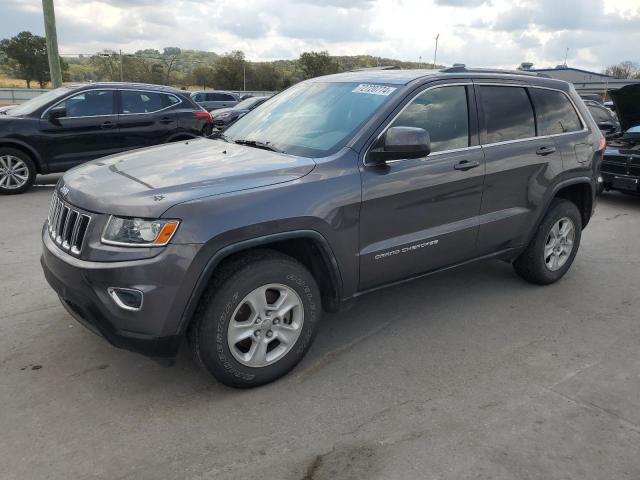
531;89;583;135
479;86;535;144
588;105;610;123
193;93;204;102
221;94;236;101
164;94;180;106
58;90;114;117
120;91;166;114
389;85;469;153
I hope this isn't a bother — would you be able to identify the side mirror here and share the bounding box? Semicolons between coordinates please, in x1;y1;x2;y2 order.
48;106;66;123
368;126;431;164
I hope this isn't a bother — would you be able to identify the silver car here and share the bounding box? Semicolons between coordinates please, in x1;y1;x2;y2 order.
190;90;240;111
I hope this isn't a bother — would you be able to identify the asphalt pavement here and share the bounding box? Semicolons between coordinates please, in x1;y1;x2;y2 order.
1;176;639;480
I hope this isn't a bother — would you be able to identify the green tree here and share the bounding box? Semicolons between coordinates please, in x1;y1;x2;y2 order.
0;31;64;88
191;64;215;88
212;51;246;90
298;51;340;79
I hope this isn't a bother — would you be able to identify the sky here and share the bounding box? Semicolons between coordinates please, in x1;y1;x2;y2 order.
2;0;640;71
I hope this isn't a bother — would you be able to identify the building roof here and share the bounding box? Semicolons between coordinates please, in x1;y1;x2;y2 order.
530;67;613;78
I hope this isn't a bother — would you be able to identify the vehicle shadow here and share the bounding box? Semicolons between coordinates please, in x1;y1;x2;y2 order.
598;190;640;212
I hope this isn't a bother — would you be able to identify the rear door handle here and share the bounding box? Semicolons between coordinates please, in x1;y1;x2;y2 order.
536;146;556;156
101;121;115;129
454;160;480;171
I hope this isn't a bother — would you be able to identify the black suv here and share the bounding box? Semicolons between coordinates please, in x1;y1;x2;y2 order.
0;82;212;194
600;84;640;194
41;68;602;387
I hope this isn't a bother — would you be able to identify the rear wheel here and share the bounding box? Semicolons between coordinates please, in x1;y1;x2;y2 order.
0;148;36;195
513;199;582;285
188;250;322;388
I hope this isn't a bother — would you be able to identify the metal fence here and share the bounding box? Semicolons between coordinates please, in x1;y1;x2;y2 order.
0;88;49;104
0;87;277;105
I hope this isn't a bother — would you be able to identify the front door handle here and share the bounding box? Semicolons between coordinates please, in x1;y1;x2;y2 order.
454;160;480;171
101;121;115;129
536;146;556;156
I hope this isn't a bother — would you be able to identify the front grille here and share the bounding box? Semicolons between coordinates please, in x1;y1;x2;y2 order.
47;194;91;255
601;160;627;175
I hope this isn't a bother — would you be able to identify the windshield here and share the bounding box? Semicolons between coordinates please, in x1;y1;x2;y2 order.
7;87;72;116
223;81;398;157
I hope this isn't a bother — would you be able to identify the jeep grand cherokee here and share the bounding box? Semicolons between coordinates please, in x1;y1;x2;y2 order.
41;68;603;387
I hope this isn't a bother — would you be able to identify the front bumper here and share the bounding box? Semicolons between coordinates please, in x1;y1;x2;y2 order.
600;171;640;193
41;227;203;358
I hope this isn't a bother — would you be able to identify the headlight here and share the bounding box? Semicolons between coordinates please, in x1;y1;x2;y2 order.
101;216;180;247
216;112;231;118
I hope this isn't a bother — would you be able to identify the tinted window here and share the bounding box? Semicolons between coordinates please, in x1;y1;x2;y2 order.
480;86;535;143
389;86;469;153
531;89;582;135
59;90;114;117
588;105;611;123
206;93;234;101
120;91;174;114
192;93;205;102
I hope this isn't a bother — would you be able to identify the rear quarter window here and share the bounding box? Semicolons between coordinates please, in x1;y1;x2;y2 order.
530;88;583;135
479;86;536;144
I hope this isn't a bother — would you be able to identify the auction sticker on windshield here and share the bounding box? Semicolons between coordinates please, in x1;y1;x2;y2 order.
352;84;397;96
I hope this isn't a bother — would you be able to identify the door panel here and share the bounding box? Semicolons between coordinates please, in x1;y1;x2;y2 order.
118;90;177;150
477;138;562;254
359;148;485;289
38;89;120;171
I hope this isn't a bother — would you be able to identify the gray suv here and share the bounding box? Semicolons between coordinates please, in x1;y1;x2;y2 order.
41;68;603;387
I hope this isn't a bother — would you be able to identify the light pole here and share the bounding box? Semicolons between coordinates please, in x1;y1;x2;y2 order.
42;0;63;87
433;34;440;69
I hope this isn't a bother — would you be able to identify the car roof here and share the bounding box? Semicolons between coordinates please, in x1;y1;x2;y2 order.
66;82;183;93
310;68;570;90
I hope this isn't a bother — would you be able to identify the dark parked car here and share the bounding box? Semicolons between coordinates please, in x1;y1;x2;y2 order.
600;84;640;194
211;96;270;129
0;82;212;194
41;68;602;387
190;90;240;111
584;100;620;136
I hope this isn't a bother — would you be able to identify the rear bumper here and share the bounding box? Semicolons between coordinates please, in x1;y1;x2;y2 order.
41;227;203;358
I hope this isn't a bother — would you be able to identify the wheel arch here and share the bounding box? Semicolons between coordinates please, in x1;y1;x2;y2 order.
178;230;344;334
552;178;594;228
0;140;45;173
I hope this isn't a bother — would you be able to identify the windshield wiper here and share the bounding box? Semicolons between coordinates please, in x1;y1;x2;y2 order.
234;139;284;153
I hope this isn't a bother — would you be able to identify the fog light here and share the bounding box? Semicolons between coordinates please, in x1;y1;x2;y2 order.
108;287;143;311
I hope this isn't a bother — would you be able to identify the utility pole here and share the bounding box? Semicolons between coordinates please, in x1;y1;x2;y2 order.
119;49;123;82
433;34;440;69
563;47;569;67
42;0;63;88
243;62;246;91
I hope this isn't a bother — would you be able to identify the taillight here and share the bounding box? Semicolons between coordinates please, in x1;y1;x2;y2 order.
194;111;212;125
598;136;606;151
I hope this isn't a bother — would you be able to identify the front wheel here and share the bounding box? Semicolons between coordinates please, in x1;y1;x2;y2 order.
513;199;582;285
188;250;322;388
0;148;36;195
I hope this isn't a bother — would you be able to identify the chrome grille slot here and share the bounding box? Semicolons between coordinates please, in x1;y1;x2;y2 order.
47;193;92;256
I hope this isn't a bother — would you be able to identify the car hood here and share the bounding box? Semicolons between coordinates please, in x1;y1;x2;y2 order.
610;84;640;133
212;107;246;117
61;138;316;217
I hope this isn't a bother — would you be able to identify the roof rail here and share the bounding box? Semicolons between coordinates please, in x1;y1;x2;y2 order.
349;65;401;72
441;65;551;78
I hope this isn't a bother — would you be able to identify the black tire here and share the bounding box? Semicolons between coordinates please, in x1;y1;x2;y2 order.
513;199;582;285
0;148;37;195
188;249;322;388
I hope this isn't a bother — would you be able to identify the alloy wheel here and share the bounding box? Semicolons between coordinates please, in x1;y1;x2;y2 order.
544;217;575;271
227;283;304;367
0;155;29;190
